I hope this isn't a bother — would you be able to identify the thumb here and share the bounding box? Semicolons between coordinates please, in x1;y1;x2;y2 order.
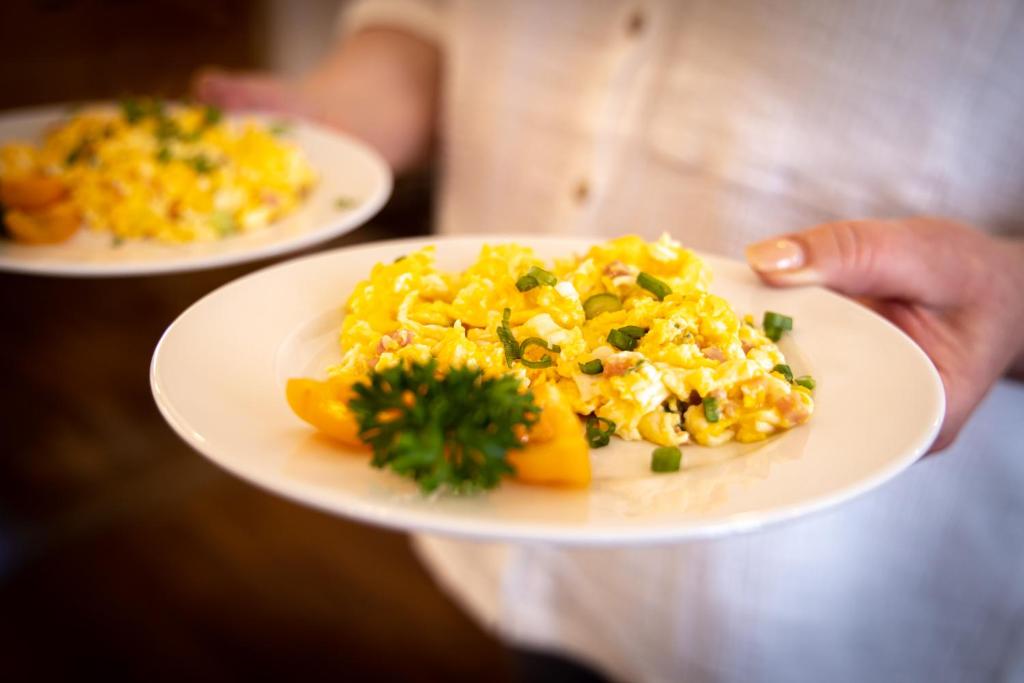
745;218;975;307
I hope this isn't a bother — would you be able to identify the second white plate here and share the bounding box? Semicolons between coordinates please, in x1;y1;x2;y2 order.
151;235;945;545
0;105;392;277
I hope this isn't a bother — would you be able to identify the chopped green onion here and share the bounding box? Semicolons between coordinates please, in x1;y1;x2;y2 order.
527;266;557;286
515;275;539;291
585;416;616;448
772;364;794;383
651;446;682;473
703;396;720;423
269;121;292;136
607;328;639;351
497;308;520;367
795;375;816;390
334;196;357;209
578;359;604;375
120;97;145;124
619;325;647;339
763;311;793;342
189;154;216;174
519;337;560;369
155;146;172;164
519;337;561;355
516;266;557;291
155;117;181;142
637;272;671;300
66;140;90;165
202;104;223;127
210;210;237;237
583;293;622;319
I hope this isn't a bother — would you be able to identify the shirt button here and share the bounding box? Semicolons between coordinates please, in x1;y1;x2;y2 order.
573;179;591;204
625;9;645;37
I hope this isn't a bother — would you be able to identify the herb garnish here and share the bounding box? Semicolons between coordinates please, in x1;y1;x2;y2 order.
349;360;538;493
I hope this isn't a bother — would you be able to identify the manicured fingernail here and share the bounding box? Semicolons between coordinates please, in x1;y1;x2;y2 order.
745;238;805;272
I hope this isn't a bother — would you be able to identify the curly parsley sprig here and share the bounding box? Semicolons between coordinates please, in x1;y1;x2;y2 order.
349;360;539;493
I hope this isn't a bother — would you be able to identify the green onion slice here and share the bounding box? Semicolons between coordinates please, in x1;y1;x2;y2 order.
515;275;539;292
772;364;794;383
585;416;616;448
528;266;557;286
202;104;223;127
518;337;560;369
607;328;638;351
583;293;622;319
795;375;816;390
619;325;647;339
519;337;561;355
763;311;794;342
703;396;720;423
516;266;557;292
578;359;604;375
497;308;520;367
651;445;682;473
637;272;671;300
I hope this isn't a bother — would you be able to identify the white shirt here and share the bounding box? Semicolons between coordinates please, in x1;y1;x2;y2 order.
343;2;1024;681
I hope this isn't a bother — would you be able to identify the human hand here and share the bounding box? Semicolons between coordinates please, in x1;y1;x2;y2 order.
745;217;1024;452
193;28;440;172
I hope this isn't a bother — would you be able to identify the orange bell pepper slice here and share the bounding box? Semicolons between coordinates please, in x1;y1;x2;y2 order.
1;174;68;211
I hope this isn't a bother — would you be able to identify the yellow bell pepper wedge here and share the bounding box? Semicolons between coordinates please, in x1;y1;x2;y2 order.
285;377;367;450
509;385;591;487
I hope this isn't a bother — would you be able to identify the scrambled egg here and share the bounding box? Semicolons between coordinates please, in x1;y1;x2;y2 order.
0;101;315;242
329;235;814;449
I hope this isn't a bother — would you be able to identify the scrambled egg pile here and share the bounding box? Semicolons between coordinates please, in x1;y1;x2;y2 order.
329;235;813;449
0;101;315;243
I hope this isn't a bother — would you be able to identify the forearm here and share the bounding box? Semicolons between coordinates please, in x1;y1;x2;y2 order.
1004;238;1024;380
299;28;440;173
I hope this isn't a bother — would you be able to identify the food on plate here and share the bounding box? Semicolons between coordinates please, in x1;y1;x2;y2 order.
287;235;815;492
0;98;316;245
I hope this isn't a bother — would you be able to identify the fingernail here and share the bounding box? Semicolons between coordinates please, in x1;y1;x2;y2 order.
745;238;805;272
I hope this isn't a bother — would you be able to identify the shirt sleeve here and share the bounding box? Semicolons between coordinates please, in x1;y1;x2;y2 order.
336;0;446;45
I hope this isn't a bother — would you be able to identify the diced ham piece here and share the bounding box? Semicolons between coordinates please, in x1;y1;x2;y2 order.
603;353;637;377
603;260;634;278
377;329;414;354
777;393;811;425
702;346;725;361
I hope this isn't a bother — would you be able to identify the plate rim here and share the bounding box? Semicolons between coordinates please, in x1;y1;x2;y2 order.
0;104;393;277
150;234;946;545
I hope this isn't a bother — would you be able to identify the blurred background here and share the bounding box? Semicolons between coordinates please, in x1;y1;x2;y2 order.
0;1;600;680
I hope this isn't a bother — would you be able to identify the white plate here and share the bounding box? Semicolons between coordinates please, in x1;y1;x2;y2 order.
151;236;944;545
0;105;392;276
